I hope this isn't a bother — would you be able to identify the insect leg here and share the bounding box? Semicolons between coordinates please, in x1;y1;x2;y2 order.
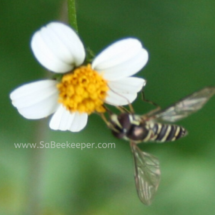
128;103;135;114
141;90;161;109
100;113;112;127
116;106;129;113
102;104;113;115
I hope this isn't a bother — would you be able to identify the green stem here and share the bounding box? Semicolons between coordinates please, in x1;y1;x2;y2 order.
67;0;78;32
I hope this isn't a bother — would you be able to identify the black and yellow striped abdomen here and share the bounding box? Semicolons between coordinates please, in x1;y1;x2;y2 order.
141;122;187;142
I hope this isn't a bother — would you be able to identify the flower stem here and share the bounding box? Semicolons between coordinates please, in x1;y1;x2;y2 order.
67;0;78;32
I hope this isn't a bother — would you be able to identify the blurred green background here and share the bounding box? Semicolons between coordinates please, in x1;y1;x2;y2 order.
1;0;215;214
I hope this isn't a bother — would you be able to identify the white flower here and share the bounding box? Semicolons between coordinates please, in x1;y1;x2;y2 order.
10;22;148;132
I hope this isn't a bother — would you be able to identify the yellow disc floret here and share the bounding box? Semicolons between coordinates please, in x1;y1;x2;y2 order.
57;64;109;114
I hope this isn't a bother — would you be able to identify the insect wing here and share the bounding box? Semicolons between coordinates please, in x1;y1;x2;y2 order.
152;87;215;122
130;142;161;205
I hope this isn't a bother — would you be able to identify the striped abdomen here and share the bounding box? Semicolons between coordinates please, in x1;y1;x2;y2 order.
142;122;188;142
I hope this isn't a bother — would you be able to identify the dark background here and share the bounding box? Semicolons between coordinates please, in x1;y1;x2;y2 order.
1;0;215;214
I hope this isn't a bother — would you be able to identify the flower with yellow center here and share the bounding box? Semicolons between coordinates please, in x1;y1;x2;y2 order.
10;22;148;132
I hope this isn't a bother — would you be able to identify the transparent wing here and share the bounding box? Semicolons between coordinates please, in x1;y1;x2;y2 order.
130;142;161;205
149;87;215;122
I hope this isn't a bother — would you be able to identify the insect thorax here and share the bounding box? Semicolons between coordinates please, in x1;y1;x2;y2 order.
109;113;149;142
109;113;187;143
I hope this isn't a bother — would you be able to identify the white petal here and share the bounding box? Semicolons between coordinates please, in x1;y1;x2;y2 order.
49;105;88;132
92;38;148;81
10;80;59;119
108;77;146;94
105;90;137;106
49;105;73;130
31;22;85;73
69;112;88;132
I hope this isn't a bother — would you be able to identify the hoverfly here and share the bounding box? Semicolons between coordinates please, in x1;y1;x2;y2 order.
102;87;215;205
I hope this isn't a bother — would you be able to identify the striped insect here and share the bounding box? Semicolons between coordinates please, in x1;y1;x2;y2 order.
103;87;215;205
